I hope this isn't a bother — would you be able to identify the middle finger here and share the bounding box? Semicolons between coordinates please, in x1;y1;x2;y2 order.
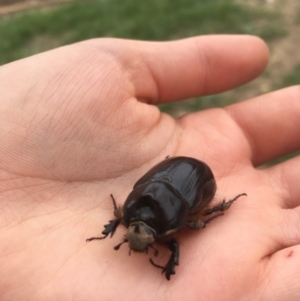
226;86;300;166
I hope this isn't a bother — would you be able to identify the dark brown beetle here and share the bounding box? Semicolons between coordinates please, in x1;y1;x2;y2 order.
86;156;246;280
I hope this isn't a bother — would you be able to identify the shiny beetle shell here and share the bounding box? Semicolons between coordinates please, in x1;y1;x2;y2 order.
122;156;217;237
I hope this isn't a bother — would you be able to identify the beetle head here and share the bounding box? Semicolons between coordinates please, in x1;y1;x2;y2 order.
126;221;157;252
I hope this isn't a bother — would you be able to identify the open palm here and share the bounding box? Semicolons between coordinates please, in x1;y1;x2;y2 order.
1;36;300;301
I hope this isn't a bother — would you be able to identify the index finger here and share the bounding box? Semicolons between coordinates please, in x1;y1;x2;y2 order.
121;35;269;103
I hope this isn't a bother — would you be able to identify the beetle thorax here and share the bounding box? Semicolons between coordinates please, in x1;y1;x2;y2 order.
126;221;157;251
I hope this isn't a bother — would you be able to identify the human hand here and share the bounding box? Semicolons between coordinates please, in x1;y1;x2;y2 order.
0;35;299;301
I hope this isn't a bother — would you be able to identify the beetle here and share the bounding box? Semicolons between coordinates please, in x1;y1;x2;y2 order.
86;156;246;280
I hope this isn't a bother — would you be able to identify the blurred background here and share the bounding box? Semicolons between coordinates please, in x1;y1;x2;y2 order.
0;0;300;117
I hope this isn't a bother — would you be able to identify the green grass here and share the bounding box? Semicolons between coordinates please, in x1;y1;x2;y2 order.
0;0;285;65
267;151;300;166
295;6;300;24
0;0;288;116
159;94;234;116
279;63;300;88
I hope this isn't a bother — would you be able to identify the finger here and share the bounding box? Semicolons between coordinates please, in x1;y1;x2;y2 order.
267;206;300;251
117;35;269;103
262;155;300;251
226;86;300;166
262;244;300;301
265;154;300;208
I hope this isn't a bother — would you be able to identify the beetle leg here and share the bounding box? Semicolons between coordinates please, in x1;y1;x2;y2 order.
187;212;226;230
114;239;128;251
86;194;122;242
203;213;224;226
149;258;164;269
86;218;120;242
203;193;247;216
148;244;159;256
149;239;179;280
186;219;205;230
110;194;123;219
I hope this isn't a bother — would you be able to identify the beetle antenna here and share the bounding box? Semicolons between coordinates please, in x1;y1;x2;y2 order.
114;239;128;251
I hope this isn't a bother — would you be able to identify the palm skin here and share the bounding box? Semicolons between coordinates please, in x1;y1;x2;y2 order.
1;36;300;301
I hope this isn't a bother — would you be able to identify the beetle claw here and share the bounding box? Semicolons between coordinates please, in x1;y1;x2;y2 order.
149;239;179;280
86;218;121;244
102;218;121;238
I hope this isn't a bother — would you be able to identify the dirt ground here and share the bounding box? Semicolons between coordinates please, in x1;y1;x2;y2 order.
0;0;74;15
241;0;300;98
1;0;299;102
